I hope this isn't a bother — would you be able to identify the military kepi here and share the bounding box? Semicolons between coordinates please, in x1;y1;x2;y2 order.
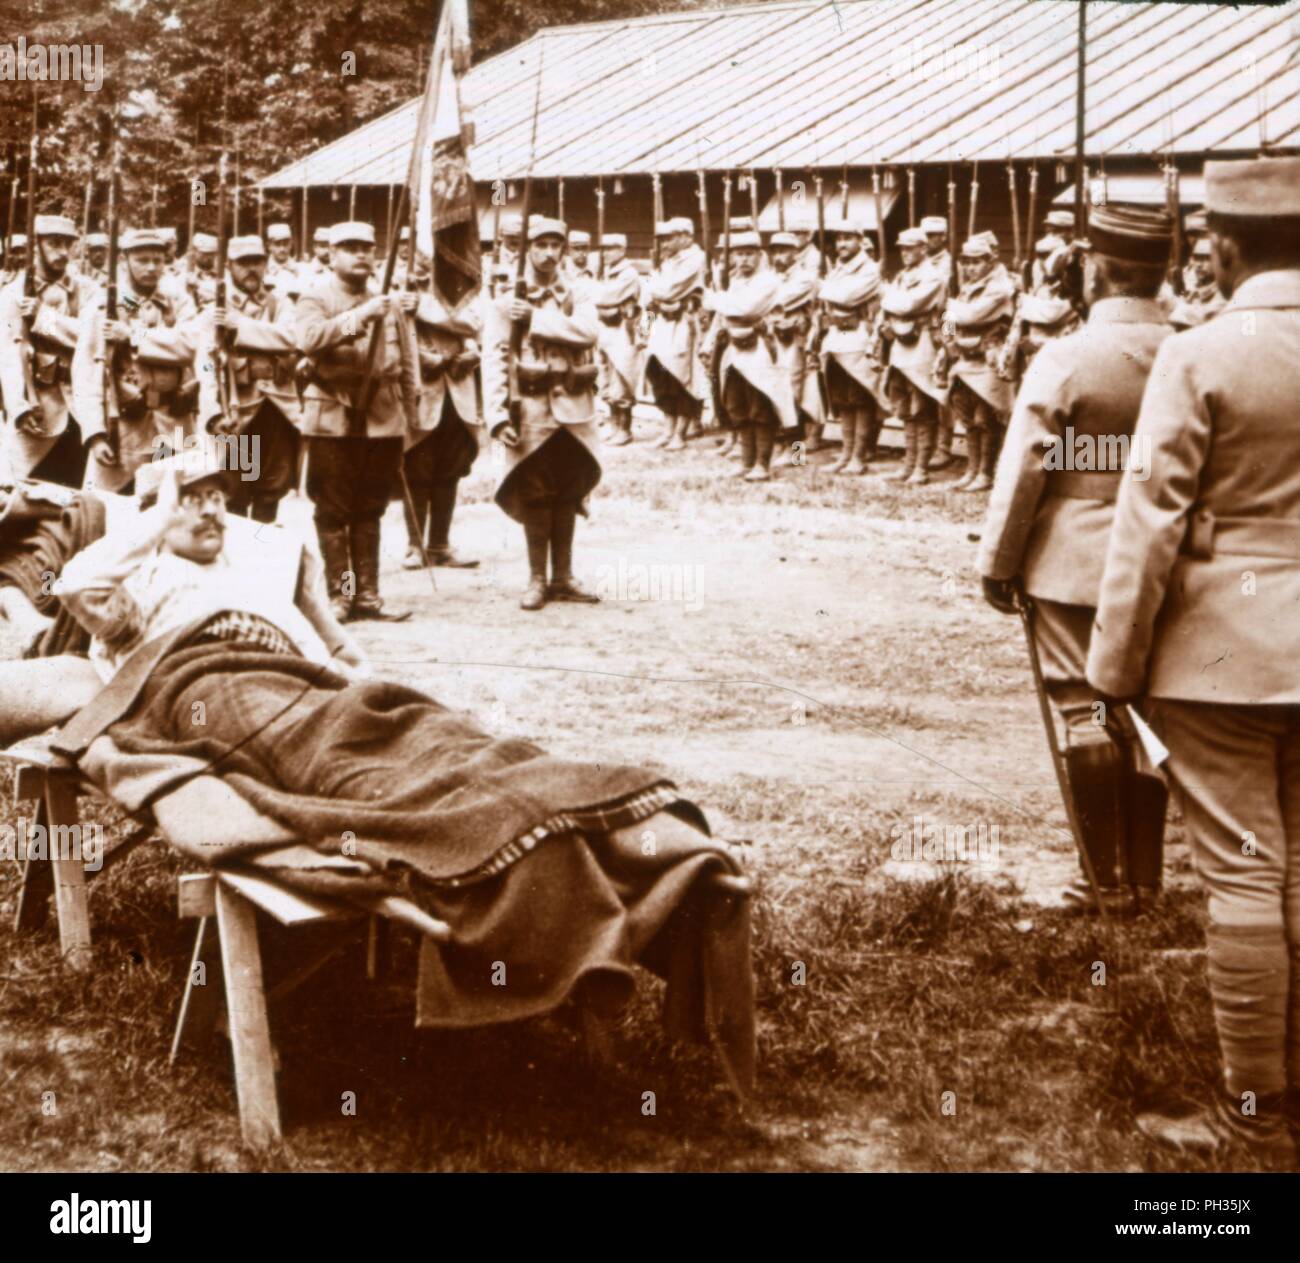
1204;156;1300;217
1086;205;1174;264
328;221;375;246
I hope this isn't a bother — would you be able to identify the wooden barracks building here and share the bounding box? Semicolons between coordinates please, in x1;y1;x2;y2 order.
260;0;1300;271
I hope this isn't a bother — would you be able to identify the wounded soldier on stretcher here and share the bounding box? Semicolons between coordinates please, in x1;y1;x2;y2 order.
0;453;753;1090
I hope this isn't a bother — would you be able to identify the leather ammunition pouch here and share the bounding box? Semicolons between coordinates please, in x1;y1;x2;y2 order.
887;316;919;344
448;351;479;382
825;311;861;332
516;361;597;396
32;350;72;388
1050;470;1122;503
516;362;552;396
232;353;288;387
563;363;599;394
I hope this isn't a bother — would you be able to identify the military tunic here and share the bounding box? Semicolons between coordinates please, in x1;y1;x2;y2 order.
0;266;100;484
481;264;602;522
71;276;202;493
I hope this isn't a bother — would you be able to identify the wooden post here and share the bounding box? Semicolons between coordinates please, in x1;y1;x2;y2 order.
46;778;90;971
215;882;282;1147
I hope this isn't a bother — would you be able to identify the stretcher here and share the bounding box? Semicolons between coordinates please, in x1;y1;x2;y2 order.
2;738;753;1147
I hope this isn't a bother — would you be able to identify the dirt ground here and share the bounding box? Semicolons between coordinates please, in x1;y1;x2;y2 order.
0;416;1226;1173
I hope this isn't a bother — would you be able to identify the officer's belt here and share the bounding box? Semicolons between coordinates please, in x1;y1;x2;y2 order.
1183;510;1300;561
1049;470;1122;502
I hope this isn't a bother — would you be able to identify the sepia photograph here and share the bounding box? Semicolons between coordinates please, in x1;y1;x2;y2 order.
1;0;1298;1234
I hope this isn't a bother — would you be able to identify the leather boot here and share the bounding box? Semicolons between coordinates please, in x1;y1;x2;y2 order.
857;407;882;471
745;424;775;481
350;519;410;621
930;405;956;470
968;421;1000;492
731;424;758;477
953;426;982;489
714;430;737;457
548;499;599;602
1060;741;1135;916
520;505;551;610
889;420;918;482
316;521;354;623
804;422;824;453
652;413;674;448
845;407;871;475
403;475;431;567
831;411;855;473
607;405;632;446
906;417;936;485
665;414;687;451
426;479;478;568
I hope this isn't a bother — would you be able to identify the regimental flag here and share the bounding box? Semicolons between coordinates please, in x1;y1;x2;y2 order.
410;0;480;310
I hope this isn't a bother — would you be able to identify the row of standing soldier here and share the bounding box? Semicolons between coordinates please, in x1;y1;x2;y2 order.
2;190;1224;617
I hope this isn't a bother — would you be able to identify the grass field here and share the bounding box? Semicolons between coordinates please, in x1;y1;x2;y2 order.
0;421;1263;1172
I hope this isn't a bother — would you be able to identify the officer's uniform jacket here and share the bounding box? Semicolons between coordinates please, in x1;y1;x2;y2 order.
293;273;420;440
195;283;302;433
644;242;707;398
0;266;101;477
72;274;203;491
939;264;1018;414
769;270;822;424
407;291;481;448
818;253;884;407
879;259;948;403
1088;271;1300;703
481;263;602;482
978;296;1171;608
710;268;798;430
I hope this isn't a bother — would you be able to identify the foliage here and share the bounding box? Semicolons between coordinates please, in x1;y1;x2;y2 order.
3;0;713;231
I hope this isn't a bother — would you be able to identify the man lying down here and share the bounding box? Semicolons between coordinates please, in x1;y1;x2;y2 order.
0;449;753;1090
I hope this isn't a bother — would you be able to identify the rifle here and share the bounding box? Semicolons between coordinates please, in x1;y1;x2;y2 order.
595;176;606;279
775;168;784;231
906;166;915;227
814;170;826;279
967;159;979;238
4;157;17;275
696;170;710;283
23;86;37;308
1166;161;1185;298
214;150;235;432
491;188;503;271
20;86;39;408
557;176;564;225
839;164;848;218
1009;159;1022;275
1023;161;1039;290
651;171;663;269
505;45;545;440
256;184;264;238
871;166;885;267
98;119;122;459
721;173;732;291
946;163;958;297
747;168;759;229
81;176;93;255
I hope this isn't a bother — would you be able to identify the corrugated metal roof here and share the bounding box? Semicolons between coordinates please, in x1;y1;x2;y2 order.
261;0;1300;188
